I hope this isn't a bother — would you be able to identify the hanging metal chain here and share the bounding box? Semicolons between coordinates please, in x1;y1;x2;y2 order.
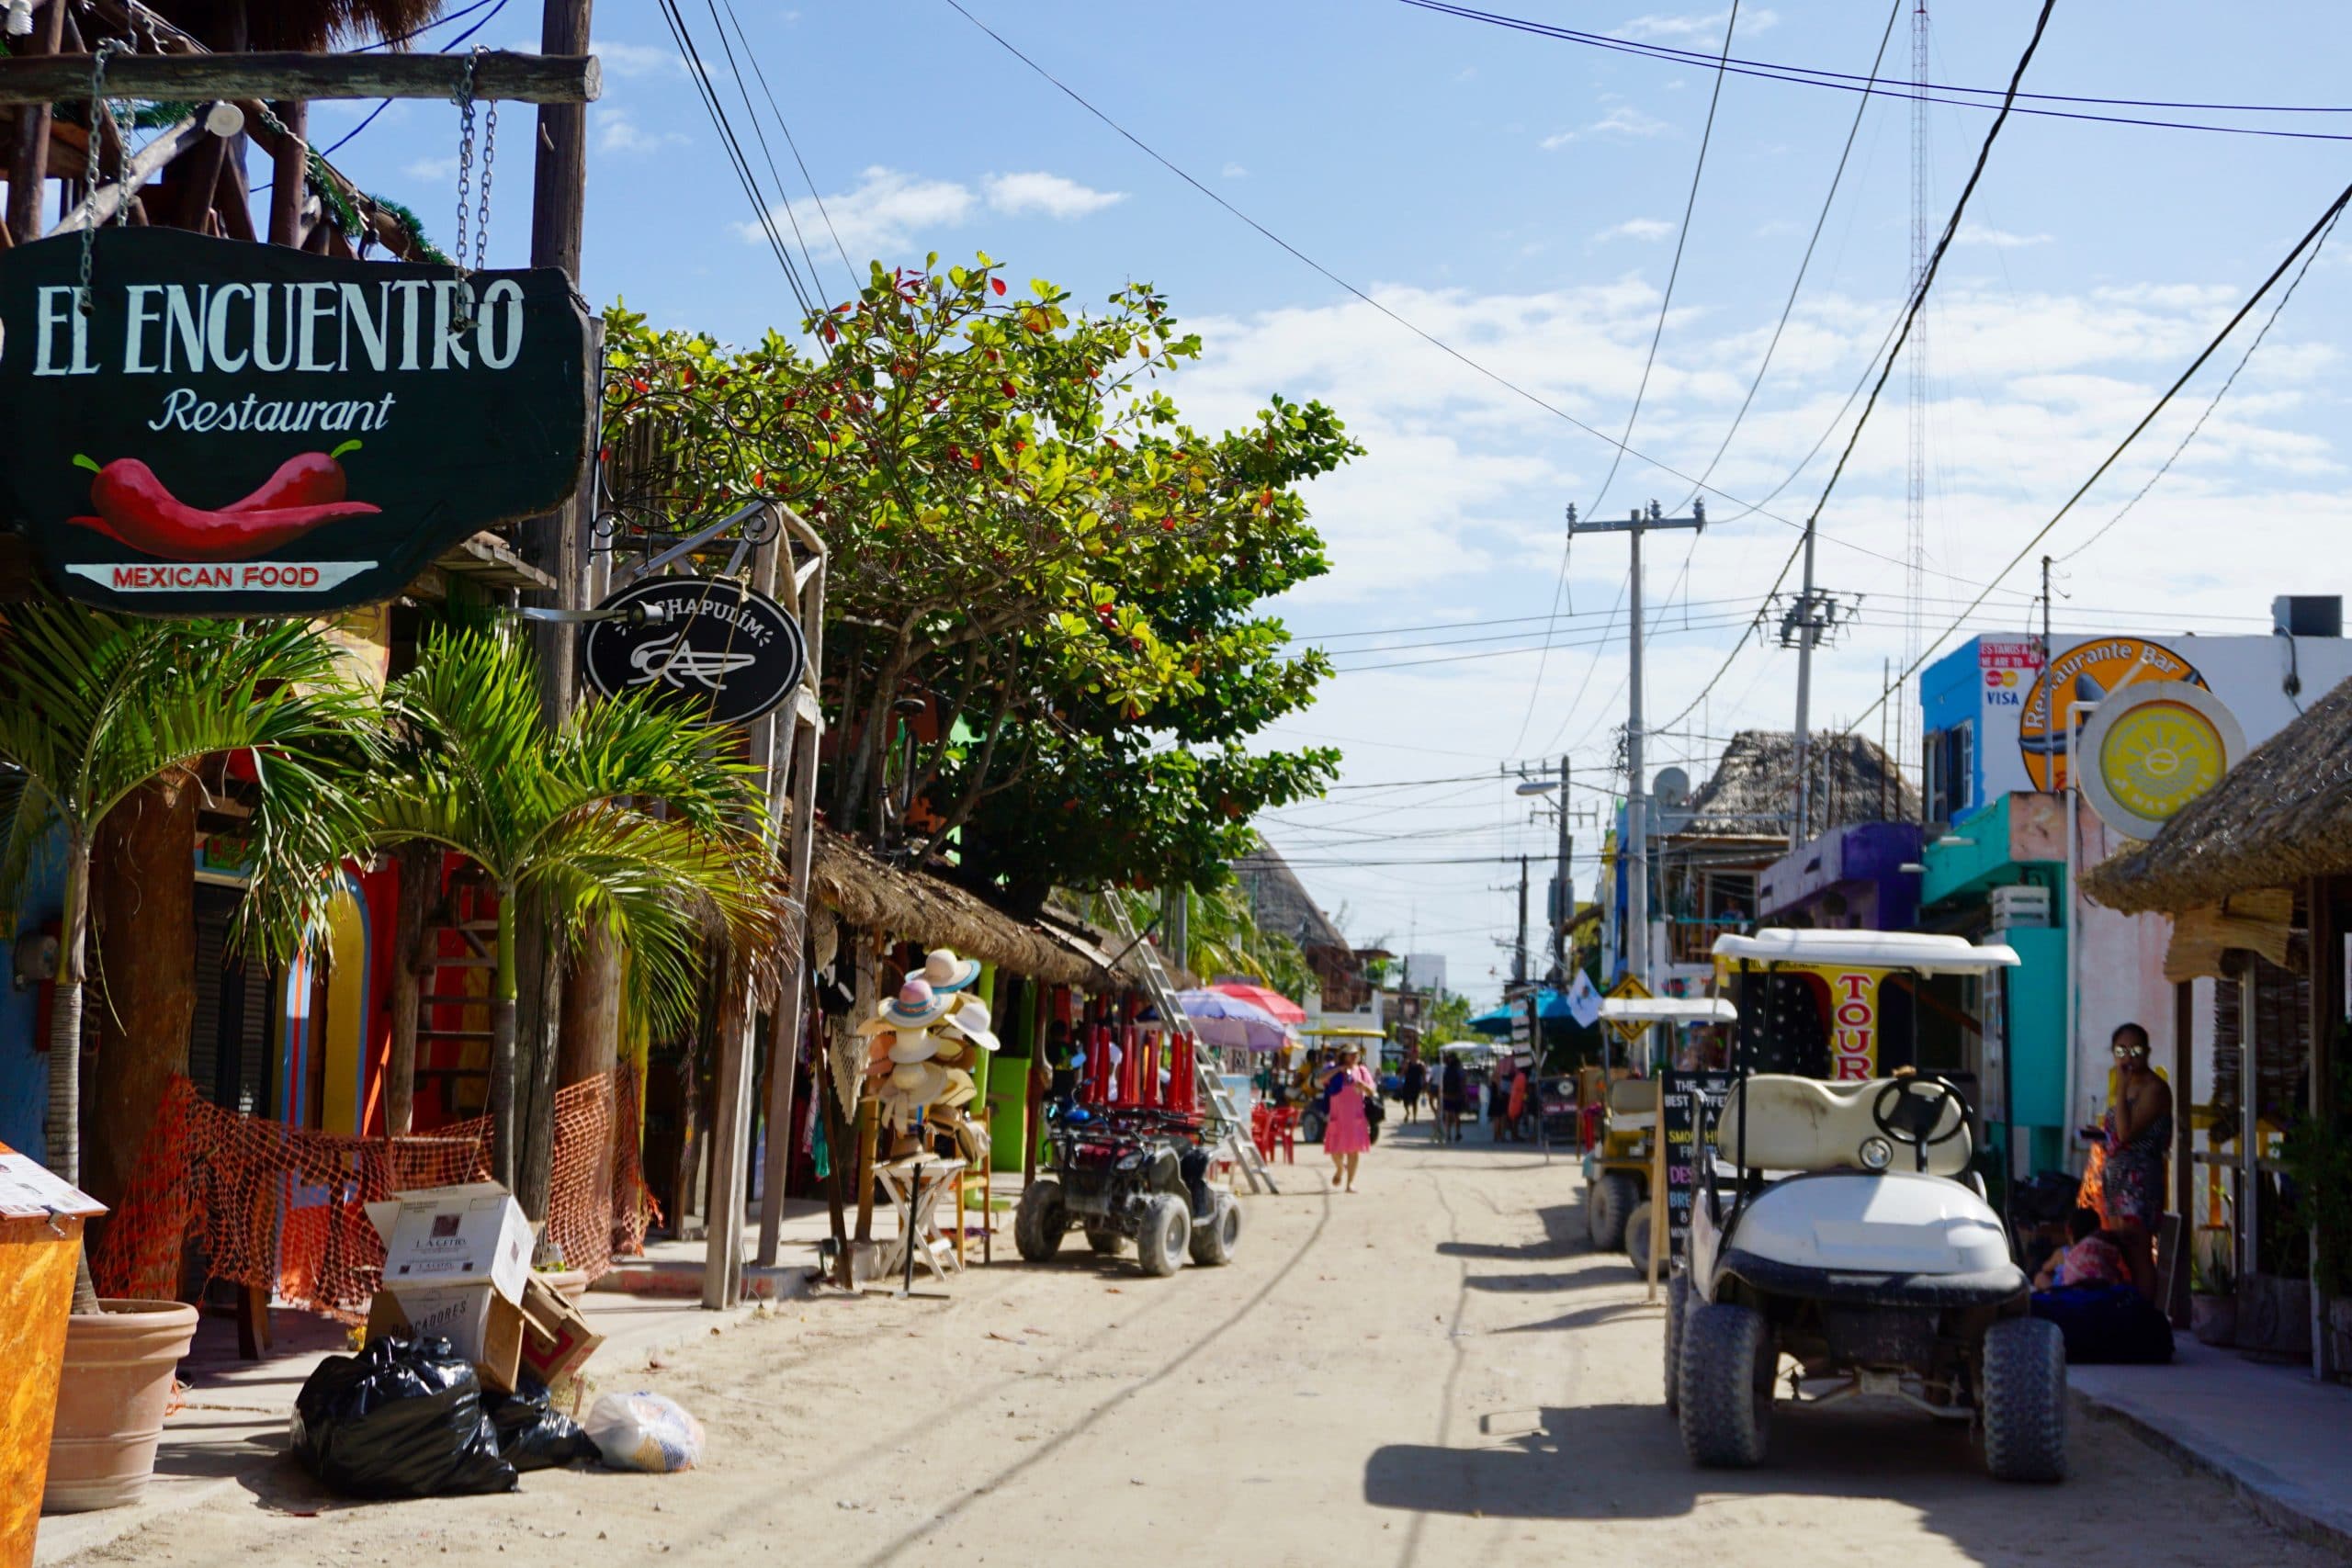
77;40;131;315
452;51;481;274
448;48;500;330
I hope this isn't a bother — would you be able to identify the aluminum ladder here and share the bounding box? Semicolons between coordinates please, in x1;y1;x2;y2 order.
1098;887;1277;1195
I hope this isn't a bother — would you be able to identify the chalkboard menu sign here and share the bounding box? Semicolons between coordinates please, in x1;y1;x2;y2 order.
1660;1067;1736;1258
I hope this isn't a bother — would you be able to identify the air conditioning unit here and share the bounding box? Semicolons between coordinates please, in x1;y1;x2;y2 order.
1989;884;2052;930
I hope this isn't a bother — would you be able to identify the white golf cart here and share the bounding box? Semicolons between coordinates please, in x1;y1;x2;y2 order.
1670;930;2067;1483
1589;995;1739;1269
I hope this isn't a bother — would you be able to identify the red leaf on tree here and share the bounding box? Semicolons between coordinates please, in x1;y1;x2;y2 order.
990;277;1008;296
1001;380;1017;399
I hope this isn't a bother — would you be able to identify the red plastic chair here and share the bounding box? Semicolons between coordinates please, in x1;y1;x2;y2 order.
1270;1106;1298;1165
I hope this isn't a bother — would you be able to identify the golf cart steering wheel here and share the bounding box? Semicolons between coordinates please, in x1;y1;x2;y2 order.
1871;1075;1972;1149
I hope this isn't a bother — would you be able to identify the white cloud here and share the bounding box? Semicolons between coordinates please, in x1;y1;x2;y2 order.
403;155;455;182
596;109;687;156
1594;218;1674;244
1222;162;1250;179
1453;66;1477;83
738;166;1125;255
594;39;684;77
1613;7;1778;40
982;171;1126;220
1956;223;2055;249
1541;104;1670;148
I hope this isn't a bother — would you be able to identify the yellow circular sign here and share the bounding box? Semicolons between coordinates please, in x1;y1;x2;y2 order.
2075;682;2245;839
2096;698;2225;820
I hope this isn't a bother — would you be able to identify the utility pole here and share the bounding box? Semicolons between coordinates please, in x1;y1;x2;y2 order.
1553;754;1572;986
1567;501;1707;989
1781;544;1852;848
1513;855;1530;988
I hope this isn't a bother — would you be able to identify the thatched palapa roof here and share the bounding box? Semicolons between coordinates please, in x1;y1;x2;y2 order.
1679;730;1917;839
2085;672;2352;914
1232;841;1350;953
808;829;1104;987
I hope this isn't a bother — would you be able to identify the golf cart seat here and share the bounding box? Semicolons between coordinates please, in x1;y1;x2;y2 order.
1606;1077;1658;1129
1714;1074;1972;1178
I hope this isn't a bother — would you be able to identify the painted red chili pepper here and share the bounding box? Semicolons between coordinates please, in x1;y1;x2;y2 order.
68;456;379;562
221;440;365;513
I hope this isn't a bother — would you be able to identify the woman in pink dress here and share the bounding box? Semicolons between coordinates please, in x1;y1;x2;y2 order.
1319;1045;1377;1192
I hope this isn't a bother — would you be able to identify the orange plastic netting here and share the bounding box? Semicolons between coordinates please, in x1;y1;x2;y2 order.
91;1068;655;1318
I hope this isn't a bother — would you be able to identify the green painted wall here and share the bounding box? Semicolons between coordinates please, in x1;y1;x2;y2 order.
2003;926;2069;1132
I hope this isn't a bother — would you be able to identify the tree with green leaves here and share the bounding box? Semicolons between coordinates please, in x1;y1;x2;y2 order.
0;597;371;1310
356;626;790;1190
600;254;1355;900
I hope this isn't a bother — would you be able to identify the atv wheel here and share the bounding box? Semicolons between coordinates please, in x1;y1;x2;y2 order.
1678;1301;1773;1469
1663;1272;1689;1417
1136;1193;1191;1277
1588;1170;1636;1251
1014;1178;1069;1263
1188;1190;1241;1267
1623;1201;1655;1269
1982;1315;2067;1483
1085;1226;1125;1257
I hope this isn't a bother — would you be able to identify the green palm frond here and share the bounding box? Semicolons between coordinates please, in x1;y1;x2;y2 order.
0;597;376;968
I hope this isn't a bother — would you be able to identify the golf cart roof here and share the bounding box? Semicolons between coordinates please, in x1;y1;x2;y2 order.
1297;1025;1386;1039
1438;1040;1496;1055
1595;997;1738;1024
1712;929;2021;975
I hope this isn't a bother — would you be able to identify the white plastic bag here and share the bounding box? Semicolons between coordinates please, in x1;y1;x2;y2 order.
582;1392;706;1472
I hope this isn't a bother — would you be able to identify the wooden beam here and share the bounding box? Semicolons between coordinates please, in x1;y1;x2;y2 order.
0;51;600;106
46;116;209;233
4;0;69;243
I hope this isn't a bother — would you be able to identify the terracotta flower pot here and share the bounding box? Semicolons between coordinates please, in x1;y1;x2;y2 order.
42;1298;199;1514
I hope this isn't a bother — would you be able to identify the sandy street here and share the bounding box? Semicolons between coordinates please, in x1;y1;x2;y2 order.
72;1126;2329;1568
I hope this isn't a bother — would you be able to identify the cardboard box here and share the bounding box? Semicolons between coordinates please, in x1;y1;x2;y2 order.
365;1182;532;1298
516;1275;604;1387
366;1284;527;1393
363;1182;538;1393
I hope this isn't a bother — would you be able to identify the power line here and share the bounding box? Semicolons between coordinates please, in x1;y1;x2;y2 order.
1849;173;2352;729
318;0;512;162
939;0;2018;599
713;0;857;297
702;0;842;307
1395;0;2352;143
1511;0;1746;756
1671;0;1904;516
2056;201;2346;565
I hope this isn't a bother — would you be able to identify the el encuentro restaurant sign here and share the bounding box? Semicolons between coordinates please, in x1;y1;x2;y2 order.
0;228;590;614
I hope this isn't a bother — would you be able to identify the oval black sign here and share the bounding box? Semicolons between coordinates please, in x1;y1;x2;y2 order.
582;577;807;728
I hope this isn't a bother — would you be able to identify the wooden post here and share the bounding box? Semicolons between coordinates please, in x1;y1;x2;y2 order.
265;99;303;246
703;531;782;1308
756;516;828;1265
4;0;68;243
385;842;438;1136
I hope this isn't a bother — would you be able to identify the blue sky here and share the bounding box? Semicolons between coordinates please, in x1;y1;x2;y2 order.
328;1;2352;1002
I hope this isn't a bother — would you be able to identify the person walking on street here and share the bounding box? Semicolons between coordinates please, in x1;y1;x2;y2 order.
1318;1044;1378;1190
2092;1021;2173;1300
1438;1054;1469;1144
1399;1055;1426;1126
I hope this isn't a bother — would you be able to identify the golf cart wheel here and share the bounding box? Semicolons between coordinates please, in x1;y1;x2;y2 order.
1085;1226;1125;1257
1623;1201;1655;1268
1189;1190;1242;1267
1588;1171;1636;1251
1663;1273;1689;1417
1013;1177;1068;1263
1136;1193;1191;1277
1299;1109;1326;1145
1982;1315;2068;1483
1678;1301;1773;1469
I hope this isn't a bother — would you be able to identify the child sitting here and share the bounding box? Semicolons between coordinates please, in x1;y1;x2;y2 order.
2033;1207;2130;1291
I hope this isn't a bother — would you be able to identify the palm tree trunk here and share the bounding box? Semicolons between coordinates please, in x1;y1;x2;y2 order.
46;833;100;1314
90;774;197;1226
385;842;439;1136
488;882;518;1190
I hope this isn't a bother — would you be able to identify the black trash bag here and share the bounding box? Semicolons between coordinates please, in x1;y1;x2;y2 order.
483;1375;596;1472
290;1335;519;1498
2031;1284;2176;1364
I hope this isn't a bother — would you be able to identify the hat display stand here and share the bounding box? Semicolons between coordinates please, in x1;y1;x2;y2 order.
854;952;1004;1281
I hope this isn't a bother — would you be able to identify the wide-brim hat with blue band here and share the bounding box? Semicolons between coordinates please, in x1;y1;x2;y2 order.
921;948;983;994
861;976;956;1033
